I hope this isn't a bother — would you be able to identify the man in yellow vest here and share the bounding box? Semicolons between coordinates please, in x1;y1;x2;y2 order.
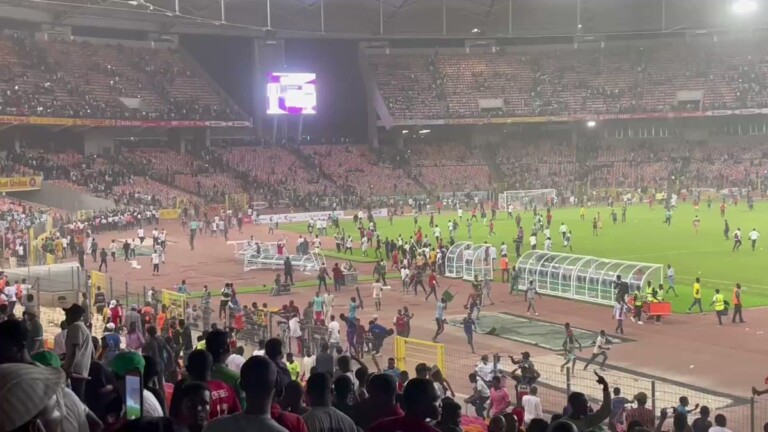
709;288;727;325
686;277;703;313
631;290;644;325
732;283;745;324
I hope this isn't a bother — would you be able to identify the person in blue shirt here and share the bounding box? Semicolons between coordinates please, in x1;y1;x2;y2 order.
339;313;358;355
368;318;389;355
676;396;699;416
348;297;358;320
177;279;190;295
102;322;122;365
383;357;401;379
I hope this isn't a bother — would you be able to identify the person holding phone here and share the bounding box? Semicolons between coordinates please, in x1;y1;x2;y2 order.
110;351;164;421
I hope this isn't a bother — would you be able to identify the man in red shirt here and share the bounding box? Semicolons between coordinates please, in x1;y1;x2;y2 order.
186;349;242;420
368;377;440;432
393;310;407;337
426;271;439;302
332;263;344;292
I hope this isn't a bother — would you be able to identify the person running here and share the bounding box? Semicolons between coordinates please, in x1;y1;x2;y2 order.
749;228;760;252
709;288;727;326
583;330;611;371
560;323;583;373
666;264;678;297
686;277;704;314
732;228;742;252
432;296;447;342
425;270;440;302
99;248;109;272
462;311;476;353
614;300;626;334
525;279;542;316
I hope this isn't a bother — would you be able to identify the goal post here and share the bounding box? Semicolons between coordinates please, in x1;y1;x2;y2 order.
499;189;556;210
394;336;445;374
161;289;186;320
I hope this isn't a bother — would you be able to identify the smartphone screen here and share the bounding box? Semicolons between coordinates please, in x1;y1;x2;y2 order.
125;372;143;420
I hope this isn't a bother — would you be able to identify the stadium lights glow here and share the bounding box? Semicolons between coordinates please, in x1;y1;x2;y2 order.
471;28;480;33
418;129;431;134
402;130;409;134
586;120;596;128
732;0;758;15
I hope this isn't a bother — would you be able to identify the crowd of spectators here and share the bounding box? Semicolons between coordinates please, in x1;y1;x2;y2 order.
0;32;244;121
369;39;768;120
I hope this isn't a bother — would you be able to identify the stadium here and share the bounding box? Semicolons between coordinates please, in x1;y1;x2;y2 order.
1;0;768;430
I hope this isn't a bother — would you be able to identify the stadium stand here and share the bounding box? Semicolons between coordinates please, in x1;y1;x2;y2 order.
0;32;244;120
368;39;768;120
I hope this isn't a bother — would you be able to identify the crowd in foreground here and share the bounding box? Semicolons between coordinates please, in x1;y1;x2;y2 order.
0;276;755;432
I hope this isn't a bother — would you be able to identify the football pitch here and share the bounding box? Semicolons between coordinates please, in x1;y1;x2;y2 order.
282;202;768;312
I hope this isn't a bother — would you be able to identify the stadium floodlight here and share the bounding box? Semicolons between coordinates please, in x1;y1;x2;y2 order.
401;130;409;134
418;129;431;134
471;28;481;33
732;0;758;15
586;120;596;128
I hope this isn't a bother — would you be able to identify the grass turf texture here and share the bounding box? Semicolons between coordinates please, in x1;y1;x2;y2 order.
281;203;768;312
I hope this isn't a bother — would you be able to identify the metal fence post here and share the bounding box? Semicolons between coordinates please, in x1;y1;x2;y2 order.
70;266;74;291
109;277;114;301
76;270;81;296
35;277;41;318
651;380;656;416
125;281;129;306
751;396;755;432
566;367;571;395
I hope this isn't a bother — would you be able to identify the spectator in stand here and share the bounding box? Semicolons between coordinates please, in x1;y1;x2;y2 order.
562;372;611;430
206;329;245;408
205;356;288;432
625;391;655;430
302;372;358;432
0;363;68;432
352;372;403;430
185;349;241;420
368;377;441;432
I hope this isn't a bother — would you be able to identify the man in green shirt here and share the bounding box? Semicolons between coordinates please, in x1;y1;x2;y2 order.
206;329;245;407
285;352;300;381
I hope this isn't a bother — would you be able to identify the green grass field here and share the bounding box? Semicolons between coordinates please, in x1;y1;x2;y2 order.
282;203;768;312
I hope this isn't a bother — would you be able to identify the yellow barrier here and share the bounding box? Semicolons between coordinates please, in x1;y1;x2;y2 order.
0;176;42;192
394;336;445;374
159;209;181;219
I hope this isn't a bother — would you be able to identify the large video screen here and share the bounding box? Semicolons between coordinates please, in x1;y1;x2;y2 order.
266;72;317;115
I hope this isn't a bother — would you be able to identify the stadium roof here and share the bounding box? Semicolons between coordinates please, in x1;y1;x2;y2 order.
4;0;768;38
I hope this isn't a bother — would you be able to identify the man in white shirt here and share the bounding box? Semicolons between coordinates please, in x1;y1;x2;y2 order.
749;228;760;251
559;223;568;241
466;372;491;418
583;330;611;371
708;414;733;432
301;350;316;382
522;386;543;425
475;355;494;382
226;346;246;375
327;315;341;350
289;315;303;354
3;283;17;315
151;252;160;276
137;228;145;245
400;267;410;293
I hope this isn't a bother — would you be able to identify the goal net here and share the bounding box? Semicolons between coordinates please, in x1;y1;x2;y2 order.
499;189;556;210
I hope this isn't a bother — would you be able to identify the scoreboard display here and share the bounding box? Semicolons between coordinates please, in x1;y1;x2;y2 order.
266;72;317;115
